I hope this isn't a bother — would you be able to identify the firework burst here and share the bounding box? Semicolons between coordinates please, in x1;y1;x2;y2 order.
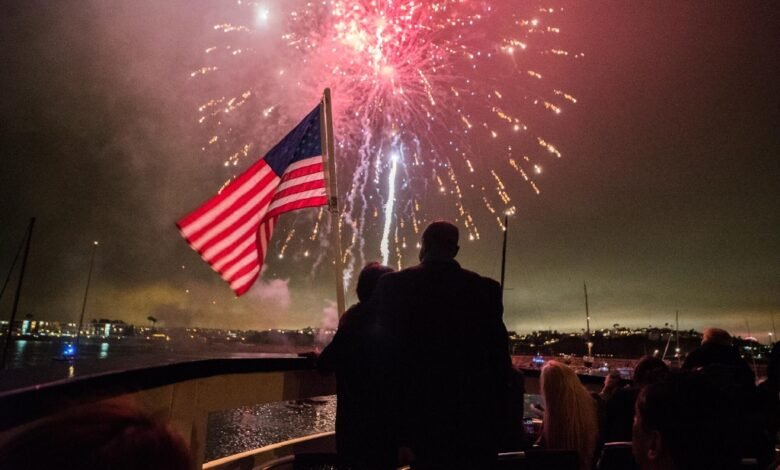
193;0;581;284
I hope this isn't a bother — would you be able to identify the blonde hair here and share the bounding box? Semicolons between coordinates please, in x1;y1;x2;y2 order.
540;361;599;470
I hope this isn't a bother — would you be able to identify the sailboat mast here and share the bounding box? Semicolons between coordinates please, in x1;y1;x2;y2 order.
584;283;591;340
675;310;681;365
0;218;35;370
74;241;99;355
675;311;679;347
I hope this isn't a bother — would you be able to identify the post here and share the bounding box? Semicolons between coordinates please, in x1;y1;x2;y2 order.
675;310;680;365
74;241;99;356
584;283;593;362
1;217;35;369
584;283;591;340
746;320;758;378
500;215;508;295
320;88;346;317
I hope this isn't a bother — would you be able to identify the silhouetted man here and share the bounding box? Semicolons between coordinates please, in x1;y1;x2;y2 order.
682;327;772;465
682;328;754;387
372;221;511;469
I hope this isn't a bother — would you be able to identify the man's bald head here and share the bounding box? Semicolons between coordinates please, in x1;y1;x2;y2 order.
702;328;732;346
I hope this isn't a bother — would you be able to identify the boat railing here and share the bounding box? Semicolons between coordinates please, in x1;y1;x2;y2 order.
0;354;336;467
0;356;611;468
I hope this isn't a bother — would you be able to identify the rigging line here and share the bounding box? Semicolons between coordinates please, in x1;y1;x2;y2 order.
0;226;29;304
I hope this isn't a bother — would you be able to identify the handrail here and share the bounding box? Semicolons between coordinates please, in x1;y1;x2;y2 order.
0;354;320;431
204;432;335;469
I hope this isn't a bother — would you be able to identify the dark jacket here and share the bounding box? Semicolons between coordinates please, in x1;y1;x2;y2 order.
684;343;773;464
371;258;511;467
602;387;639;442
682;342;755;389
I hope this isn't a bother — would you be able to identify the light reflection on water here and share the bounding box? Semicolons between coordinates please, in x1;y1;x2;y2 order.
0;339;175;369
14;340;28;360
206;396;337;462
205;394;545;462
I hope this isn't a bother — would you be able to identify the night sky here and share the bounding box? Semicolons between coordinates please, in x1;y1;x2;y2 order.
1;1;778;338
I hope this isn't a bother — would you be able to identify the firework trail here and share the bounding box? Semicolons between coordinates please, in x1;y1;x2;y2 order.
193;0;581;285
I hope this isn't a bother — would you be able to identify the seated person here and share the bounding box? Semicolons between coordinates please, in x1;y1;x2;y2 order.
683;327;754;388
683;327;771;463
0;401;192;470
632;370;741;470
602;356;669;442
539;360;599;470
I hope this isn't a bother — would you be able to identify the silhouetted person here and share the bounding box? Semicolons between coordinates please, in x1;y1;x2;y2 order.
632;370;742;470
757;342;780;467
372;221;511;469
318;262;395;469
602;356;669;442
682;327;754;388
682;327;770;463
0;401;193;470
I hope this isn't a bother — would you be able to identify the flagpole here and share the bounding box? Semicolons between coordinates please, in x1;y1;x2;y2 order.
321;88;346;317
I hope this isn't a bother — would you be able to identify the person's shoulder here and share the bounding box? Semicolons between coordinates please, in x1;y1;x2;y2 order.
380;265;423;283
338;303;362;328
610;387;638;405
458;266;491;281
461;268;501;290
370;268;416;298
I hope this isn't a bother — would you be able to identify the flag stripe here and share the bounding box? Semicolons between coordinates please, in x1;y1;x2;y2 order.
229;217;276;293
266;196;329;220
221;244;257;280
178;163;274;238
276;171;326;194
227;216;277;293
177;158;269;231
268;188;328;213
286;156;323;174
186;170;279;249
280;163;324;183
201;210;266;261
213;234;257;273
273;179;326;202
194;195;267;258
231;265;260;294
178;104;327;296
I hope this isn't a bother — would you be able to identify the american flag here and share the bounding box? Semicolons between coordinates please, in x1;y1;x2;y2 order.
177;104;328;296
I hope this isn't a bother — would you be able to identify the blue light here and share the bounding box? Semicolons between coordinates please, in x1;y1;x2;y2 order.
62;343;76;357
